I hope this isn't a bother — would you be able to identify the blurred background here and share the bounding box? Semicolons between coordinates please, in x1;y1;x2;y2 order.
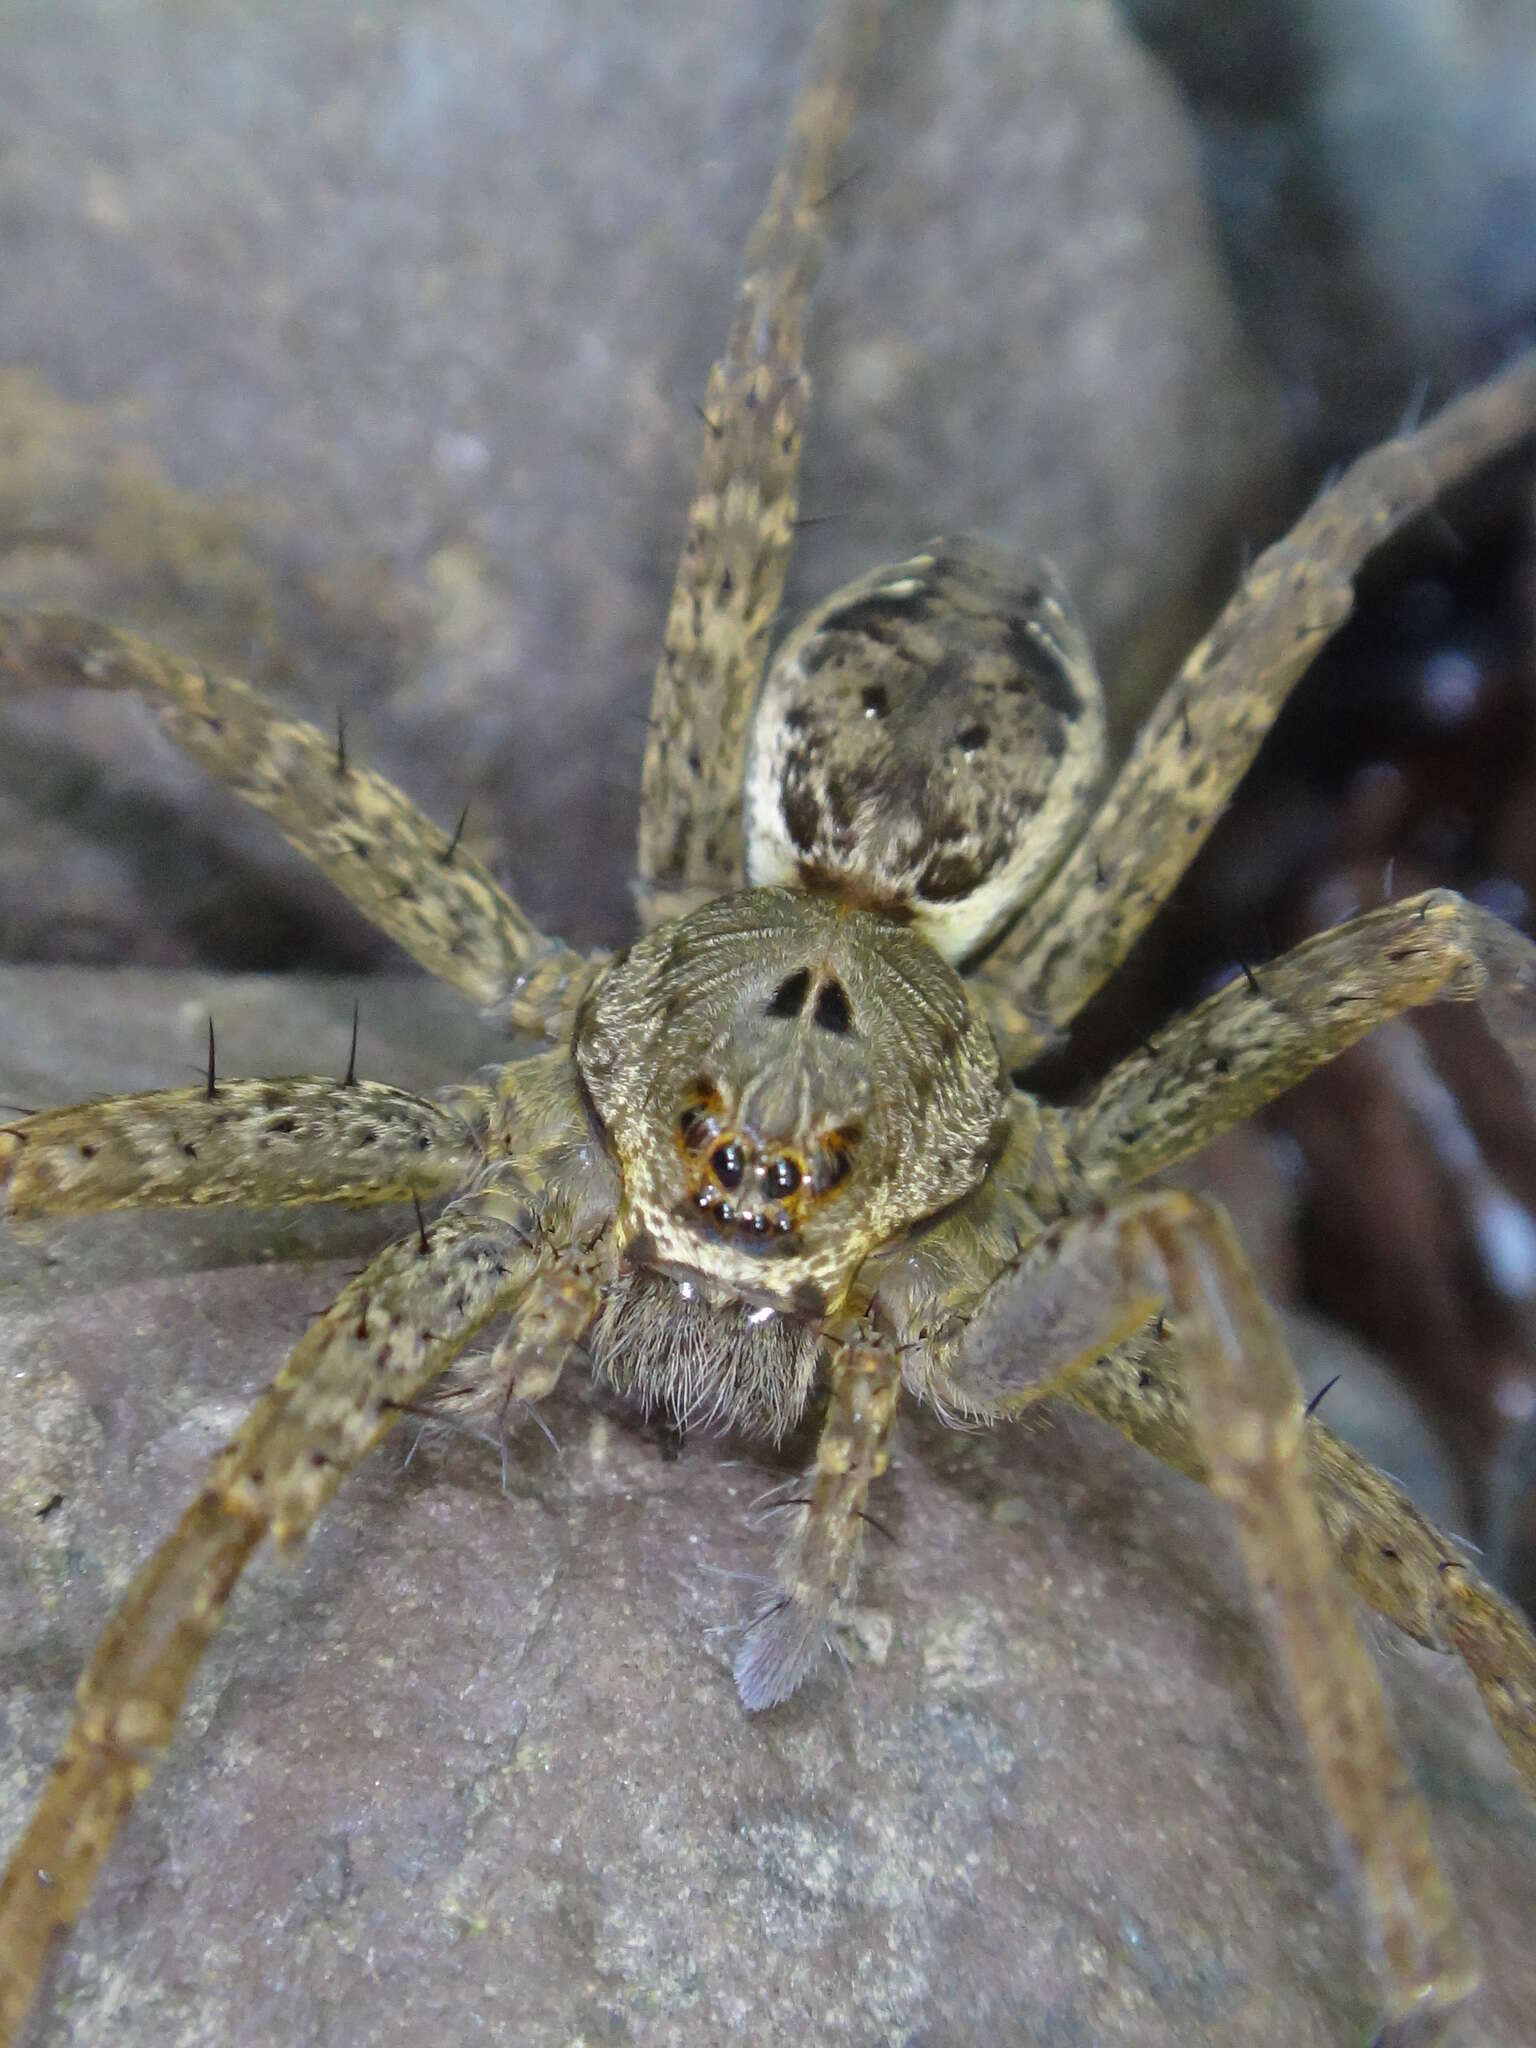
0;0;1534;1601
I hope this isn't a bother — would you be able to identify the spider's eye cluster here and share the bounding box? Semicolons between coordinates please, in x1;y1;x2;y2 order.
671;1082;851;1251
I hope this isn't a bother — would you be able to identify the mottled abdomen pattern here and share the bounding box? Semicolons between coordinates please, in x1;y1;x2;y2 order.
744;538;1106;961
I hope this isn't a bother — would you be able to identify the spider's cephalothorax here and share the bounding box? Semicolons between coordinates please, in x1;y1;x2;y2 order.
4;1;1536;2041
580;888;1009;1312
576;885;1009;1435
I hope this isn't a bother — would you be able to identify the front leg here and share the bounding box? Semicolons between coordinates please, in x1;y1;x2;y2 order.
0;1197;541;2046
916;1189;1487;2040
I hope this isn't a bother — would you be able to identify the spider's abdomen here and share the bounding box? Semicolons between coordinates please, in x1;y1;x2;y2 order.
743;538;1106;961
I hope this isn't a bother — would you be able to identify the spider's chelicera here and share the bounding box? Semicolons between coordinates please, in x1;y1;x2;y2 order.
3;1;1536;2040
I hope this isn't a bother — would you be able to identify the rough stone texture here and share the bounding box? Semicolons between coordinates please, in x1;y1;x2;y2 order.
3;971;1535;2047
1122;0;1536;463
0;0;1284;966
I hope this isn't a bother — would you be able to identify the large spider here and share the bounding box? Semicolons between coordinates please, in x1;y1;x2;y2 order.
3;1;1536;2042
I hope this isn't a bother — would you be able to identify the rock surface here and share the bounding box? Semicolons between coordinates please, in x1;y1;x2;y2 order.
2;970;1535;2047
0;0;1283;966
1122;0;1536;462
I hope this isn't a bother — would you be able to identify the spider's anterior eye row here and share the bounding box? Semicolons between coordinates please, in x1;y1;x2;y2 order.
711;1141;746;1191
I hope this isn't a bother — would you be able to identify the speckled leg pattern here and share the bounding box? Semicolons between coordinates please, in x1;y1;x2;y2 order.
942;1188;1481;2034
0;1200;542;2043
0;1075;485;1219
980;354;1536;1065
636;0;886;917
1059;888;1536;1197
0;609;592;1036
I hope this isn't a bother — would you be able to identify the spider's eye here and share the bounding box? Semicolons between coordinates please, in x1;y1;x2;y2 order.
711;1141;745;1191
765;967;811;1018
763;1155;801;1199
677;1106;708;1148
813;978;852;1034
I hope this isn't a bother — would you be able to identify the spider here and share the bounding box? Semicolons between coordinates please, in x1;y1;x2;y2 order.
2;2;1536;2043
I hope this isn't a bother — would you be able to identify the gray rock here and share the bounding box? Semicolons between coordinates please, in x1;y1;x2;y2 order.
1121;0;1536;460
2;969;1534;2047
0;0;1283;967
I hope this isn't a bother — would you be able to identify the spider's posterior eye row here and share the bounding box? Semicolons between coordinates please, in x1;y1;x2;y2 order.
762;968;854;1036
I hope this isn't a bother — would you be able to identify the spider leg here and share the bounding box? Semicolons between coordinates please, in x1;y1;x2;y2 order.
1052;889;1536;1199
635;0;886;920
734;1334;900;1710
927;1189;1482;2036
0;610;593;1037
0;1197;541;2046
1063;1333;1536;1808
1;1076;484;1220
976;354;1536;1064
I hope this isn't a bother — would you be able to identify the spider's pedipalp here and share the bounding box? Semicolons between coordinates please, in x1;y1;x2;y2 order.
733;1334;901;1711
636;0;886;918
0;1198;541;2042
979;353;1536;1064
0;1075;484;1221
1056;890;1536;1200
0;609;595;1038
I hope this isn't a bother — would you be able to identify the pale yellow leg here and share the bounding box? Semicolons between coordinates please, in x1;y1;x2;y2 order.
2;1075;484;1219
636;0;887;916
925;1190;1485;2035
0;609;593;1035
